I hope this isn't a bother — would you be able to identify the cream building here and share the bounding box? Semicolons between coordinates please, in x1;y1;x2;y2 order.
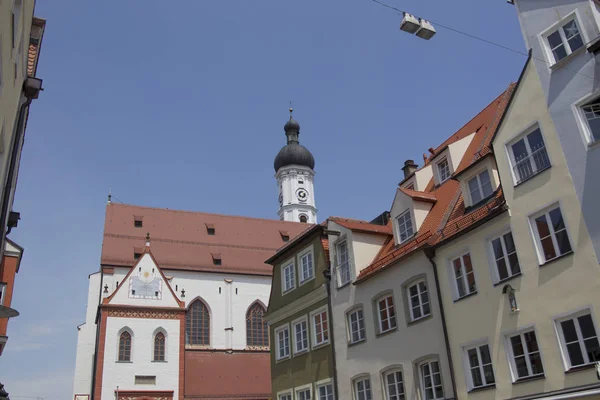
433;55;600;400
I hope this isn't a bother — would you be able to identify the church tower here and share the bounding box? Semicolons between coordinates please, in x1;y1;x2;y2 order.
274;109;317;223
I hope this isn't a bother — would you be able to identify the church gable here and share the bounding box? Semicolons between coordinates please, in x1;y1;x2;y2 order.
105;249;182;308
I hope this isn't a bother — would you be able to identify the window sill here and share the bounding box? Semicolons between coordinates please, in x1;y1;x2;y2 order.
299;276;315;287
275;356;291;364
376;327;398;338
513;374;545;385
550;46;586;71
514;164;551;187
312;341;330;350
293;349;309;357
337;281;351;290
454;291;478;303
587;138;600;151
348;338;366;348
185;344;211;350
540;251;574;267
468;384;496;393
282;288;296;296
151;360;168;363
115;361;133;363
407;313;433;327
565;363;596;374
493;272;523;287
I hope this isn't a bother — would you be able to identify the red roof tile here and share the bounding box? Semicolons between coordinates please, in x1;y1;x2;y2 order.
355;85;514;284
101;203;308;275
184;351;270;399
329;217;392;235
398;187;437;204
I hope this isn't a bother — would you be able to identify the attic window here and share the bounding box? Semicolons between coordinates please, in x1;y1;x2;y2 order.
134;218;143;228
211;253;222;266
437;158;451;183
280;230;290;242
298;179;304;184
206;223;215;235
134;252;141;260
406;183;415;191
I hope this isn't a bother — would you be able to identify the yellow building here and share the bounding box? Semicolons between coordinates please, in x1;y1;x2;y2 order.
434;54;600;399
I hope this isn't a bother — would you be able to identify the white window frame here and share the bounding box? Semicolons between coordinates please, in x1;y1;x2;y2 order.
292;316;309;355
376;294;397;334
437;157;451;183
407;280;430;322
528;203;573;264
277;391;292;400
281;258;296;294
295;384;313;400
419;359;444;400
275;324;290;361
353;376;372;400
505;328;545;381
488;229;521;284
554;309;600;369
467;169;494;205
449;252;477;300
0;282;6;305
573;89;600;147
347;307;366;344
505;123;550;186
315;378;335;400
382;368;405;400
395;209;414;244
539;10;588;66
462;342;495;390
336;240;351;287
298;245;315;285
310;306;330;348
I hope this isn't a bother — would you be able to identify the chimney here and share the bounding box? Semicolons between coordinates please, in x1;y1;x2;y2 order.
402;159;418;179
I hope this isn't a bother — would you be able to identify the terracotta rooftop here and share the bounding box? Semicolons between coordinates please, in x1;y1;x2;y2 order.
355;84;514;283
101;203;308;275
184;351;270;399
329;217;392;235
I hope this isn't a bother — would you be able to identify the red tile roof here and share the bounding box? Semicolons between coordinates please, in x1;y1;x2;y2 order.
101;203;308;275
329;217;392;235
355;85;514;284
184;351;271;399
398;187;437;204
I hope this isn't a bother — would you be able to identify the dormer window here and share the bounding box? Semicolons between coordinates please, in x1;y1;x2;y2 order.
437;158;451;183
406;183;415;191
211;253;222;266
396;210;414;244
134;217;143;228
205;223;215;235
468;170;493;204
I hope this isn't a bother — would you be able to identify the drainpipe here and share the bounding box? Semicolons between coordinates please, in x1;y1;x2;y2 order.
90;269;105;400
423;245;458;400
322;267;339;400
0;77;43;253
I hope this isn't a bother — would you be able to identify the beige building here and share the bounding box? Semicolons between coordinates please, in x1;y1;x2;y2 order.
433;55;600;400
0;0;44;331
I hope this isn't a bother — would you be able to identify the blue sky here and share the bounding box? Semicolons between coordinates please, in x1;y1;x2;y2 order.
1;1;525;398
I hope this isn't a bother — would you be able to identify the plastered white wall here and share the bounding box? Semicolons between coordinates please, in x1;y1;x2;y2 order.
414;164;433;191
101;318;180;400
276;165;317;223
352;233;388;275
448;132;476;172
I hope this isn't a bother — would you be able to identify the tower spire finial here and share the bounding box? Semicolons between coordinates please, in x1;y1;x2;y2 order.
289;101;293;118
107;186;112;204
146;232;151;247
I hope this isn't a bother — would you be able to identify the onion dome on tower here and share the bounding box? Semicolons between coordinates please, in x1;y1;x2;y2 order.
274;108;315;172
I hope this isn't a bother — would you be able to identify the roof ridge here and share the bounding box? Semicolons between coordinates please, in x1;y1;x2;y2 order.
108;202;306;225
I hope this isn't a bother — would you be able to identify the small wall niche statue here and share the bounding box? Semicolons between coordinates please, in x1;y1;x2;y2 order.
502;284;519;313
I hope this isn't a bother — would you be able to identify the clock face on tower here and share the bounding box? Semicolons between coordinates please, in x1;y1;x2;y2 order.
296;188;308;202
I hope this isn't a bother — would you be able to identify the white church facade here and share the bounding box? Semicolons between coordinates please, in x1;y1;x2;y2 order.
72;112;317;400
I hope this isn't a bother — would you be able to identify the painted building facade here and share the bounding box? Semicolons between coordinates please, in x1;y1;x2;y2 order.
72;202;308;400
511;0;600;261
0;0;44;353
265;224;335;400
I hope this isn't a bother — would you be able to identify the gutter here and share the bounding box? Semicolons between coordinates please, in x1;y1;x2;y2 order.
90;269;104;400
322;266;339;400
423;246;458;400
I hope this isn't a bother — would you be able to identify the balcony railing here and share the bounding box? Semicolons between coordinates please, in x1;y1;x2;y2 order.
513;145;550;184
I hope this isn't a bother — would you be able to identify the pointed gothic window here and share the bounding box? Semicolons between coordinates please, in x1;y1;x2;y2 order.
246;302;268;347
186;299;210;345
154;332;165;361
118;331;131;361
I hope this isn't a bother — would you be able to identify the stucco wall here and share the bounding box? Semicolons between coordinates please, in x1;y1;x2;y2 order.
515;0;600;261
329;249;452;400
101;317;180;400
104;266;271;350
352;233;388;275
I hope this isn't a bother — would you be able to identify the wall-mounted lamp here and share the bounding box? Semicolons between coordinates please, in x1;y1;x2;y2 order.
502;284;519;313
